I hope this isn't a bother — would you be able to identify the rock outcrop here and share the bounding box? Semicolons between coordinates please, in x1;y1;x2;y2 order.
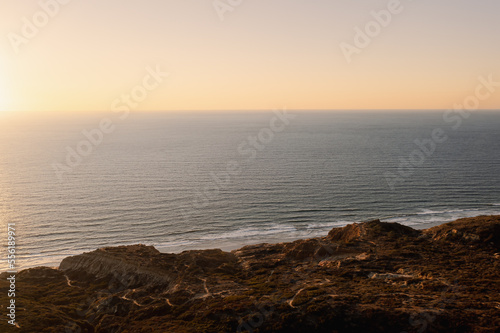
1;216;499;332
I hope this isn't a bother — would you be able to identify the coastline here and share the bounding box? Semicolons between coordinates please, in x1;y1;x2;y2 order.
5;209;500;273
1;215;499;332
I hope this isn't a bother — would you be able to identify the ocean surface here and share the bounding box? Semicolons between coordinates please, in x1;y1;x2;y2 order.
1;110;499;271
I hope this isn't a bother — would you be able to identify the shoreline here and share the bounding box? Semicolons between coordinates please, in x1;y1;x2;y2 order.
2;215;498;332
4;211;499;273
2;212;497;275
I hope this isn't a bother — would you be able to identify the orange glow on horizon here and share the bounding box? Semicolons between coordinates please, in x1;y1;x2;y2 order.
2;1;499;113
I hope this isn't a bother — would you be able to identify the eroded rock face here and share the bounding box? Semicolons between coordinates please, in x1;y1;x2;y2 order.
60;245;176;290
1;216;499;332
327;219;421;243
424;215;500;248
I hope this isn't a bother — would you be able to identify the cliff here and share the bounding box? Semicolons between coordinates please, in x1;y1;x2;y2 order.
1;215;499;332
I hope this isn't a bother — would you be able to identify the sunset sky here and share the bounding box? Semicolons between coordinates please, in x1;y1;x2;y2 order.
1;0;499;113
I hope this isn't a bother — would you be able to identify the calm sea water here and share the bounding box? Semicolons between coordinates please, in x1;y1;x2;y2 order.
1;110;499;270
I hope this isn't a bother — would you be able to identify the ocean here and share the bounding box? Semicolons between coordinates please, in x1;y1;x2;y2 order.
1;110;499;271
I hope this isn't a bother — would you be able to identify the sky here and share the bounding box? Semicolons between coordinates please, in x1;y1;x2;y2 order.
1;0;500;113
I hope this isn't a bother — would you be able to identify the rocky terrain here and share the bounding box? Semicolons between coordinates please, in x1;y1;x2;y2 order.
1;215;499;332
